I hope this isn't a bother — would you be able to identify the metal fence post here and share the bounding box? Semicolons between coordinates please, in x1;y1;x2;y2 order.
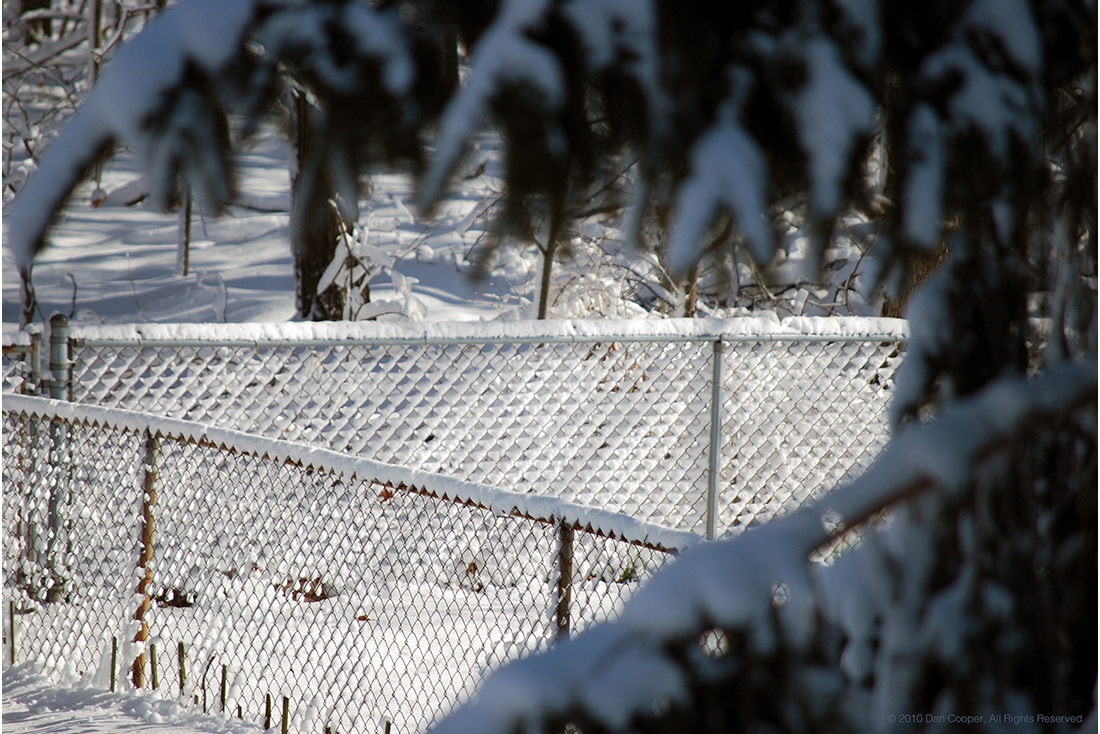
554;519;574;641
705;338;725;542
28;330;41;395
45;314;71;602
21;405;42;577
48;314;70;400
133;430;159;688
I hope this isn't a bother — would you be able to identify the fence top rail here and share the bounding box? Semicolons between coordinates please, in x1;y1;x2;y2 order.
62;317;908;349
1;329;35;349
2;394;702;552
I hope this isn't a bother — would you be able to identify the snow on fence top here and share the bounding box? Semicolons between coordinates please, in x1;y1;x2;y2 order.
1;394;699;553
65;315;909;346
1;329;34;347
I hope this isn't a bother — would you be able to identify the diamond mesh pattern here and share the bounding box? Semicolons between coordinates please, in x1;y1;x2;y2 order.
3;412;142;677
3;404;676;734
68;334;900;535
2;346;33;395
716;340;900;536
70;340;717;529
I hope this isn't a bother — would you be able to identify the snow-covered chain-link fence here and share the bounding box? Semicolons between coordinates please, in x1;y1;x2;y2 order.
2;317;907;540
2;396;695;734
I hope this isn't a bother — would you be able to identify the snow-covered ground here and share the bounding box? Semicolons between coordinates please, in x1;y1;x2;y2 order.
3;663;260;734
4;130;538;326
3;117;883;334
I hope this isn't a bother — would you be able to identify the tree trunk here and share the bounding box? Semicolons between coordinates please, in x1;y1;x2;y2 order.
682;262;700;317
536;238;559;320
536;195;567;320
880;243;948;318
290;91;345;321
442;26;459;93
86;0;102;88
19;266;36;328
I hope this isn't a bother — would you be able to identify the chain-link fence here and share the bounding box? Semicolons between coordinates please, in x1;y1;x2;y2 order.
3;395;694;734
3;318;906;540
1;329;40;395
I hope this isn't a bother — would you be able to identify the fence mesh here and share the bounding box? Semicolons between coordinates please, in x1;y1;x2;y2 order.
2;400;682;734
62;325;902;538
2;344;35;395
716;339;901;532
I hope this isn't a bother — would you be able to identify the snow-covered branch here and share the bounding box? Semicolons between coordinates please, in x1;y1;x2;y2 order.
2;26;90;80
5;0;422;274
5;0;256;268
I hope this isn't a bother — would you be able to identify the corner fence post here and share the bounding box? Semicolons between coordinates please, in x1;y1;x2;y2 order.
151;642;159;689
133;430;159;688
45;314;71;602
555;519;574;641
48;313;69;401
706;338;725;541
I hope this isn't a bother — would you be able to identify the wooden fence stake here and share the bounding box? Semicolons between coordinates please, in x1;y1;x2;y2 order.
264;693;272;730
110;636;117;692
281;695;289;734
8;601;14;665
132;432;158;688
178;642;186;696
150;642;159;689
220;664;227;712
201;653;217;712
178;188;192;276
555;520;574;641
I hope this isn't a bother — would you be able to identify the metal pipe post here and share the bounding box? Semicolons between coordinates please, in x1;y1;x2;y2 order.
48;314;69;400
28;330;41;395
705;338;725;541
45;315;71;602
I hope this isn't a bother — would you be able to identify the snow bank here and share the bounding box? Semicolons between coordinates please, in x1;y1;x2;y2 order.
1;395;700;553
68;316;908;346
